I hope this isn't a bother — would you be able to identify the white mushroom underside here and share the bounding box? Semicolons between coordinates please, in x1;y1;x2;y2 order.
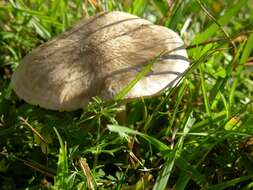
11;11;189;110
128;59;189;98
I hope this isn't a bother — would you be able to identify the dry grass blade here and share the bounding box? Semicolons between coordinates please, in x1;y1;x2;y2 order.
0;152;55;178
22;159;55;178
186;30;252;50
196;0;236;52
245;57;253;67
19;116;48;144
79;158;96;190
87;0;102;11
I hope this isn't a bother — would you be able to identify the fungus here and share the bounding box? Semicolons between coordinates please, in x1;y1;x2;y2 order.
11;11;189;111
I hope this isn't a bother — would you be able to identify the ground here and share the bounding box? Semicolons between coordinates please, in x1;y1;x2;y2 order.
0;0;253;189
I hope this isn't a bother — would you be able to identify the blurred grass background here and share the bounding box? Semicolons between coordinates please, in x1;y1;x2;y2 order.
0;0;253;189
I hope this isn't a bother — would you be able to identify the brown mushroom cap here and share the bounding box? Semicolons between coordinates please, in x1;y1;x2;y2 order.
11;11;189;110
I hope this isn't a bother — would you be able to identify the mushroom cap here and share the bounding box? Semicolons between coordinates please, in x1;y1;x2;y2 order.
11;11;189;110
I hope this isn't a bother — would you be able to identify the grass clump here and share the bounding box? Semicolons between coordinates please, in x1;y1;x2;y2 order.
0;0;253;189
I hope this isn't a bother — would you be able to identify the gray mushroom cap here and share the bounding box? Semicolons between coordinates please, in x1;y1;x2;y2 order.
11;11;189;110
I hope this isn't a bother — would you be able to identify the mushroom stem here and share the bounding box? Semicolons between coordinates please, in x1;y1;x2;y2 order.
116;104;127;125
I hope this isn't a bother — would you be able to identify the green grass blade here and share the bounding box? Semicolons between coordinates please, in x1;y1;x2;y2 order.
192;0;248;44
6;7;61;25
210;41;245;112
152;0;169;16
153;112;195;190
131;0;146;16
166;0;184;30
239;32;253;65
229;33;253;106
174;157;208;189
207;175;253;190
9;0;51;39
53;127;69;189
166;81;187;135
107;124;169;153
192;110;225;129
152;152;177;190
114;52;163;101
199;65;212;117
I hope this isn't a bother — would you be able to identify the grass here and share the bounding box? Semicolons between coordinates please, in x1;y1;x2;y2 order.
0;0;253;189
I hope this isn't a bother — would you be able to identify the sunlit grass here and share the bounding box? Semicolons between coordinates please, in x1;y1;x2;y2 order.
0;0;253;189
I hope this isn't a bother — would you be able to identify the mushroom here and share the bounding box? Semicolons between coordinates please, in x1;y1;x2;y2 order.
11;11;189;111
